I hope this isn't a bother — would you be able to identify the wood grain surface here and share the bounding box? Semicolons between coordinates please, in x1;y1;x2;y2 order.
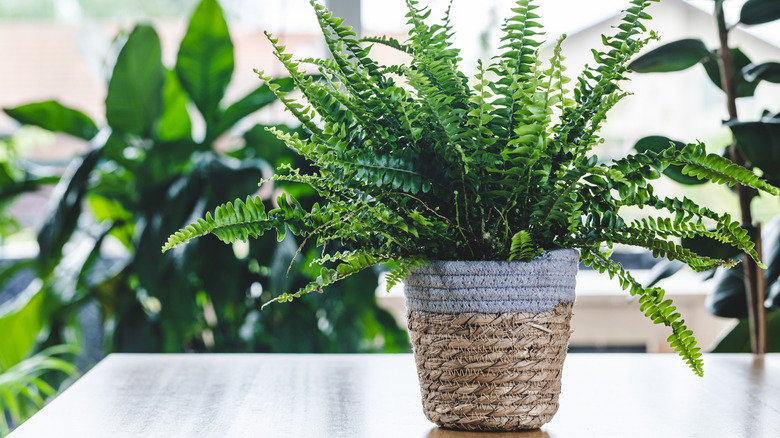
9;353;780;438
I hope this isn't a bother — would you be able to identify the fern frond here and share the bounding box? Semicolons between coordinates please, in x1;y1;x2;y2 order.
508;230;541;262
489;0;545;142
263;251;390;308
255;68;323;139
360;35;413;54
581;248;704;376
162;196;276;252
384;257;427;291
557;0;659;156
671;143;780;196
586;223;732;271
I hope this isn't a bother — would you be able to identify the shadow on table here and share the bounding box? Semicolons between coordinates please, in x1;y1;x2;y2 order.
427;427;551;438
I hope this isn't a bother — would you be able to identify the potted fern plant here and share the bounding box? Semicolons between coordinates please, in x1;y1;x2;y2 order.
162;0;779;430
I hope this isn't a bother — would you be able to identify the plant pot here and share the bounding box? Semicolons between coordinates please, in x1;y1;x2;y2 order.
403;249;578;431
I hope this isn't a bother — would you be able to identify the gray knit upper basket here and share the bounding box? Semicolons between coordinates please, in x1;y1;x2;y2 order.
404;248;579;314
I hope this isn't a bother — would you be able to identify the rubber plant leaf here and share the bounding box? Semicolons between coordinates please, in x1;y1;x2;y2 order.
739;0;780;25
628;39;710;73
705;264;749;319
711;310;780;353
634;135;706;185
726;119;780;183
702;48;759;98
743;62;780;84
682;226;758;261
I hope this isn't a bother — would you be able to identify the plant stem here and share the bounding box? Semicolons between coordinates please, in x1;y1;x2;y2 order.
715;0;766;354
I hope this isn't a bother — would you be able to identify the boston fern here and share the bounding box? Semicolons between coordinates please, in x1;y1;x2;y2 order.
163;0;779;375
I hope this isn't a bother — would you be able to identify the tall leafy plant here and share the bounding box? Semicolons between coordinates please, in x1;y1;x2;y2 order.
629;0;780;352
2;0;407;360
0;278;78;434
164;0;780;375
0;344;78;435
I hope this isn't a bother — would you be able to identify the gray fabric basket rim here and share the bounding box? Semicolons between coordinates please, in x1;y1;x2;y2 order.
413;248;579;274
404;248;579;314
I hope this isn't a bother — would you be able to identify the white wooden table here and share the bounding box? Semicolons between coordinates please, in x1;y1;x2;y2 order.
9;353;780;437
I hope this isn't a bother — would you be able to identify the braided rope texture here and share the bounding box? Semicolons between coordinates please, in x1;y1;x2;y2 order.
407;304;573;431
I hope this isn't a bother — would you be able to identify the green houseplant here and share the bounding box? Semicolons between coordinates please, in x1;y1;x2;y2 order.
2;0;406;366
163;0;779;430
628;0;780;353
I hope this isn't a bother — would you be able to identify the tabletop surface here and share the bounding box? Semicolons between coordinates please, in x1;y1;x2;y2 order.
9;353;780;438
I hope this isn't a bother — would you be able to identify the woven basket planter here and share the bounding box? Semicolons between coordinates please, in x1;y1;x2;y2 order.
403;249;578;431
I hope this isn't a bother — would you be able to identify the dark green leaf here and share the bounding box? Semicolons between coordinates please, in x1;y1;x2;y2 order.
134;139;205;189
726;120;780;180
38;147;103;275
240;124;300;168
4;101;98;140
628;39;710;73
176;0;233;127
106;25;164;137
740;0;780;25
644;259;685;288
112;301;161;352
0;176;59;203
706;265;748;318
634;135;706;184
711;310;780;352
682;226;757;260
210;78;294;142
702;48;759;98
743;62;780;84
156;69;192;142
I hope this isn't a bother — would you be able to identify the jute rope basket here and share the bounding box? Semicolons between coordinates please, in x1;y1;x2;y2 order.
404;249;578;431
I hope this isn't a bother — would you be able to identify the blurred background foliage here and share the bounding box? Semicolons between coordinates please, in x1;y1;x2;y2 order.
630;0;780;352
0;0;408;432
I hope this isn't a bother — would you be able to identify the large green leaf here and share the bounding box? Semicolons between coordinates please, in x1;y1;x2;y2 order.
743;62;780;84
628;39;710;73
209;78;295;142
706;265;749;318
711;310;780;352
176;0;233;128
0;283;46;372
634;135;707;184
38;147;102;275
740;0;780;25
702;48;759;98
726;119;780;182
156;69;192;142
4;101;98;140
106;25;164;137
